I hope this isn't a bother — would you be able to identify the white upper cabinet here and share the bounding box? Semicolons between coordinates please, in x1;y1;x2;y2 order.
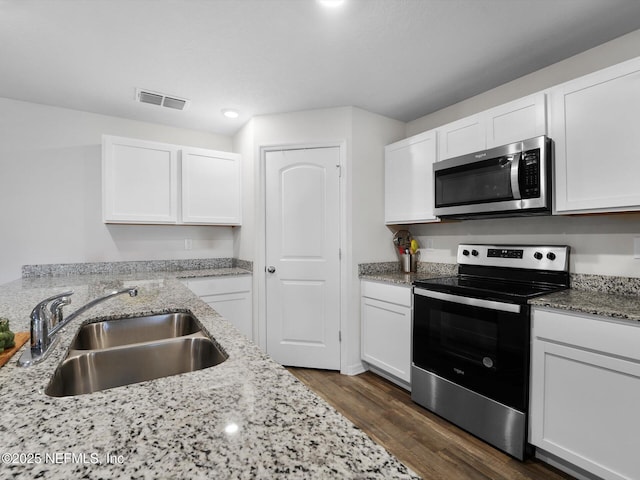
436;114;484;161
103;135;242;225
385;130;439;224
102;136;179;224
181;147;242;225
550;57;640;214
437;93;547;161
485;92;547;148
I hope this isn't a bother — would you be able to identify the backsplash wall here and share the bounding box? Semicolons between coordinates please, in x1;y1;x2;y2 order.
405;213;640;278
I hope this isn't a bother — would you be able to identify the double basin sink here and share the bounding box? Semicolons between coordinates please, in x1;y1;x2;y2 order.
45;312;227;397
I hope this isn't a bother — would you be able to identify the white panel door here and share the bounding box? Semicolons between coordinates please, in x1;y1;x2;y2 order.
265;147;341;369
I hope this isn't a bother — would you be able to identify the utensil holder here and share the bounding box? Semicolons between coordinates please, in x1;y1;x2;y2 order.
401;253;411;273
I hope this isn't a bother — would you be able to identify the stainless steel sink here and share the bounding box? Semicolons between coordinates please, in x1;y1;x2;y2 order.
45;311;228;397
70;312;202;350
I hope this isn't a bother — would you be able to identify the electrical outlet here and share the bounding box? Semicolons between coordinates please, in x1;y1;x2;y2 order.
424;238;435;250
634;237;640;259
185;238;193;251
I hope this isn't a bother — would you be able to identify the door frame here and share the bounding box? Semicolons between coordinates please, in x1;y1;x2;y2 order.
255;141;348;372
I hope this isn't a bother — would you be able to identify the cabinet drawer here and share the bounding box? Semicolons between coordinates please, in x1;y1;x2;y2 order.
183;275;251;296
361;280;412;307
533;308;640;362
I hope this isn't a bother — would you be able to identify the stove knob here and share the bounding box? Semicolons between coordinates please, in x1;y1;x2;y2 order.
547;252;556;261
471;249;479;257
534;252;543;260
462;249;470;256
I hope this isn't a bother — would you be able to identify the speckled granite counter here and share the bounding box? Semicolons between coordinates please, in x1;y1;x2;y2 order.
0;267;418;479
359;262;456;286
530;289;640;323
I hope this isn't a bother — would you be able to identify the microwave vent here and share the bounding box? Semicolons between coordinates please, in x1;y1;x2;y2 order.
136;88;190;111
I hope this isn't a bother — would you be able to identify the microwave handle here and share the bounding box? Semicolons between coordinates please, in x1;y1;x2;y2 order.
510;152;522;200
414;288;522;314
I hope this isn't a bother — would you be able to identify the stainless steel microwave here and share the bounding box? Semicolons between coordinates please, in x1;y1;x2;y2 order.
433;135;552;219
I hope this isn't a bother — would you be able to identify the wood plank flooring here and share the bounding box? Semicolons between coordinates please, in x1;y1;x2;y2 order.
287;368;575;480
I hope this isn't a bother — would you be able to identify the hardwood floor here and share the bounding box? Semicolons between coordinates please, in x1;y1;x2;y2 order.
287;368;575;480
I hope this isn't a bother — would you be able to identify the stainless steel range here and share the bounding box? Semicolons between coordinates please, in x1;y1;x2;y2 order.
411;244;570;460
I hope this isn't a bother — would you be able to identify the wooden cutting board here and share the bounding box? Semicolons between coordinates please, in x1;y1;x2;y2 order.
0;332;29;368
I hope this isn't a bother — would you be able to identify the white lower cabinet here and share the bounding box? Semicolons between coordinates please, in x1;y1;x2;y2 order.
361;280;412;389
530;308;640;480
182;276;253;340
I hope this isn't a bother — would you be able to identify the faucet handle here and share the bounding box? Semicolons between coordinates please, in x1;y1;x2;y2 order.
49;296;72;327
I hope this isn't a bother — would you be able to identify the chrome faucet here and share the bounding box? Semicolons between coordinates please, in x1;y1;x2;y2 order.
18;286;138;367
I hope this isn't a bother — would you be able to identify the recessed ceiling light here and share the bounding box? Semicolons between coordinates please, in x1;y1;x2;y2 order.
317;0;345;8
221;109;239;119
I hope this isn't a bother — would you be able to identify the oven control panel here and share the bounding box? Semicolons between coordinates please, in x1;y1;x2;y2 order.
487;248;523;259
458;244;569;271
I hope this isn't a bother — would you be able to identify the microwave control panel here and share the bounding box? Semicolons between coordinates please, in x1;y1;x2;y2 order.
520;148;540;198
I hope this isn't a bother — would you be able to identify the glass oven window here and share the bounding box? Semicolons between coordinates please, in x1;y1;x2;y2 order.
440;312;498;369
413;293;529;411
436;157;513;207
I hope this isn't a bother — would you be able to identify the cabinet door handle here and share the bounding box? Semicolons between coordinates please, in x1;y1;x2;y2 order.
267;266;276;274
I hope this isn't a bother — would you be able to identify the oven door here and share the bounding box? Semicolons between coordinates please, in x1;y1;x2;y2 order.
413;288;530;412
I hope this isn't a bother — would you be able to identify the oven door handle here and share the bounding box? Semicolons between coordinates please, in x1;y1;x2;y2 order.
414;288;521;314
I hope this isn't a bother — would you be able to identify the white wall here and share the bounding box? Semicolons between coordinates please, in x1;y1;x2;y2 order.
348;108;405;370
0;98;235;284
403;29;640;278
406;29;640;136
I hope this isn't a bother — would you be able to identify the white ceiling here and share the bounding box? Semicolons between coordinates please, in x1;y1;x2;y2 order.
2;0;640;136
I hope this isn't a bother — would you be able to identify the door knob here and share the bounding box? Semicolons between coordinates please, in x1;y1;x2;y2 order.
267;266;276;273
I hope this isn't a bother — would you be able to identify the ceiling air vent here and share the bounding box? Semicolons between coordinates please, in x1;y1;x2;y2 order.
136;88;190;111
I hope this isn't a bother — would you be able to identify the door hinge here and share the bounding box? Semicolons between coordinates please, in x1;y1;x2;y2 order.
336;164;342;177
339;330;342;342
339;248;342;260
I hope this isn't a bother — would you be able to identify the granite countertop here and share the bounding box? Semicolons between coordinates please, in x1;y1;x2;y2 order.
359;261;457;286
530;288;640;323
0;268;418;479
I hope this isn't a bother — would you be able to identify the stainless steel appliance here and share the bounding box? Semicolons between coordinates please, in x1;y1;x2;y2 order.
433;136;552;219
411;244;570;460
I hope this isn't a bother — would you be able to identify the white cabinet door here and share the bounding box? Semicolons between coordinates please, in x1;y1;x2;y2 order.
437;114;485;161
103;136;242;225
550;57;640;213
201;292;252;339
385;130;439;224
102;135;179;223
183;276;253;340
436;93;547;162
361;281;412;386
530;308;640;480
181;147;242;225
485;93;546;148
